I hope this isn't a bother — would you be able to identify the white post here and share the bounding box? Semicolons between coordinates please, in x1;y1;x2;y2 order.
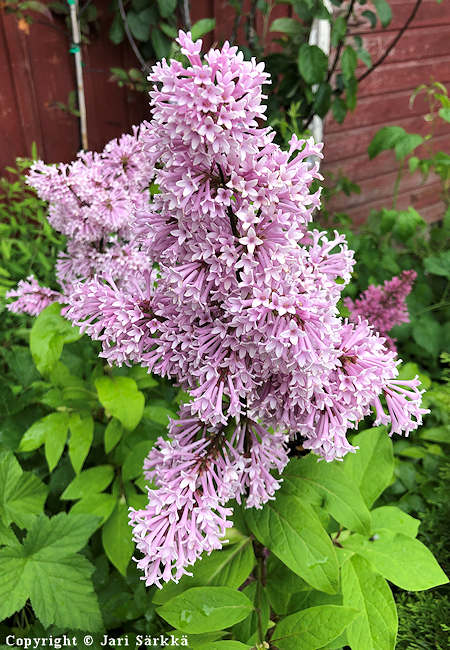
68;0;88;150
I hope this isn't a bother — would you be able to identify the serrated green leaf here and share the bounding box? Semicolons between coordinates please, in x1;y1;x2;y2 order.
343;529;448;590
298;43;328;84
341;555;397;650
30;553;102;630
102;503;133;575
23;513;99;559
0;451;47;528
95;376;144;431
157;587;253;633
0;515;102;630
61;465;114;500
154;538;255;605
341;427;394;507
282;455;371;534
271;605;358;650
68;413;94;474
371;506;419;538
245;492;339;594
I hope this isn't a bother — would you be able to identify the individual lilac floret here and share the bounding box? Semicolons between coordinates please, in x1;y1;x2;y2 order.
6;275;61;316
345;270;417;350
58;31;428;587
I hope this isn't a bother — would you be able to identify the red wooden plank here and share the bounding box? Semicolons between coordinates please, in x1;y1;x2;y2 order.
350;0;450;34
0;13;28;169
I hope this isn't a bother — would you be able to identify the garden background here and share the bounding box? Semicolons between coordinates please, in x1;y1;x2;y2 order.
0;0;449;649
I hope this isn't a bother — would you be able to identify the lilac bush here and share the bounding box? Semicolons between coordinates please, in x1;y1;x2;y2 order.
8;32;428;589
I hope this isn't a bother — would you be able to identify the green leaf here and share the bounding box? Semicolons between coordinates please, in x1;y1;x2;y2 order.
332;96;347;123
44;414;69;472
232;581;270;645
29;553;102;630
0;515;102;630
70;493;117;525
68;413;94;474
153;538;255;605
104;417;123;453
371;506;419;538
245;492;339;594
313;83;332;118
412;318;441;358
341;427;394;508
368;126;406;159
373;0;392;26
341;555;397;650
0;451;47;528
61;465;114;500
439;107;450;122
19;411;69;453
95;376;144;431
22;513;99;560
362;9;377;28
151;28;171;59
0;549;30;622
420;426;450;444
126;10;151;41
343;529;448;591
156;0;176;17
331;15;346;47
30;303;81;375
282;455;371;534
109;12;124;44
157;587;253;633
191;18;216;41
394;133;423;160
122;440;155;481
270;17;302;35
102;502;133;575
271;605;358;650
341;46;357;81
298;43;328;84
424;251;450;279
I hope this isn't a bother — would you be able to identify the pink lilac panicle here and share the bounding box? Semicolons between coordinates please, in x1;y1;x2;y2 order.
6;275;62;317
6;124;153;317
345;270;417;350
51;31;428;588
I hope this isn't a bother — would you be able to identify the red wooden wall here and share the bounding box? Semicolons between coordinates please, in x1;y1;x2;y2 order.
1;0;449;222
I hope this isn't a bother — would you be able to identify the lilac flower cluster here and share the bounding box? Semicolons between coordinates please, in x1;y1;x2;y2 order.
345;270;417;350
61;32;428;587
6;124;153;315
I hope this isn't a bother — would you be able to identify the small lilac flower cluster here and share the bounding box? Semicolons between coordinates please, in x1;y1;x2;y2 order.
6;124;153;315
7;32;428;588
345;270;417;350
63;33;427;587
